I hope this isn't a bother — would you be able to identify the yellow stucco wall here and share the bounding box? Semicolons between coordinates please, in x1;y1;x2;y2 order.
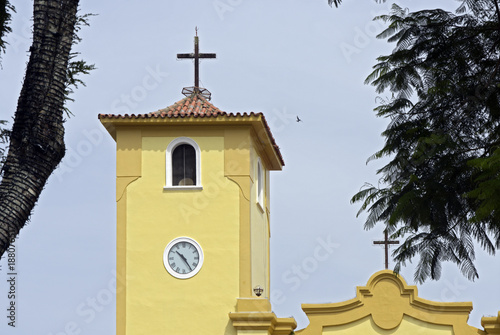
123;130;241;334
109;123;282;335
323;315;453;335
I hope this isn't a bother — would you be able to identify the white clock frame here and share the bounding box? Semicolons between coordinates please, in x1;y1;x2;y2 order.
163;237;204;279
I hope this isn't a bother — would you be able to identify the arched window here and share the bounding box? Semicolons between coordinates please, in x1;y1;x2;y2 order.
165;137;202;189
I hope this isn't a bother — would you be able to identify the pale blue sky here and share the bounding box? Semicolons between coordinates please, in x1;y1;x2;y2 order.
0;1;498;334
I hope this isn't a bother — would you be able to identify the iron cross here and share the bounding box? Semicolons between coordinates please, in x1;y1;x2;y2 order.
373;230;399;269
177;28;216;90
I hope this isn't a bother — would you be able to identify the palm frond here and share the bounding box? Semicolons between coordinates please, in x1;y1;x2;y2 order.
354;0;500;282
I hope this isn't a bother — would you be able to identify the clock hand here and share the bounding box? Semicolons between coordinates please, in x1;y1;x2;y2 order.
176;251;193;271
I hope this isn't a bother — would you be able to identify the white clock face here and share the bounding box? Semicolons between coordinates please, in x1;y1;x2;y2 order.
163;237;203;279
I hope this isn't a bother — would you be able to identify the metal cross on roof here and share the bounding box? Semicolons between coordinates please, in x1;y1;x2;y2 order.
177;28;216;98
373;230;399;269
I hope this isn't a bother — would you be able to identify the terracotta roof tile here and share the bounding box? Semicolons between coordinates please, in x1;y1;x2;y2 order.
99;93;284;166
152;93;224;117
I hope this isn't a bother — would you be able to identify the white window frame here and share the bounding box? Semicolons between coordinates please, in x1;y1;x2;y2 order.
164;137;202;190
257;158;264;210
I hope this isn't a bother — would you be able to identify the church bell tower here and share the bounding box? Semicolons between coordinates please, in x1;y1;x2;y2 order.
99;34;296;335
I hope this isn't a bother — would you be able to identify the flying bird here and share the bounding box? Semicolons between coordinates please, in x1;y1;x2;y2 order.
296;116;302;122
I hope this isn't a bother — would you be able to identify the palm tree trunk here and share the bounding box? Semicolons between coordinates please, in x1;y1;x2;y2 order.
0;0;79;256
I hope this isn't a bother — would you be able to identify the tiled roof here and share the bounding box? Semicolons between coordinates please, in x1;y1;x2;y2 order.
99;93;262;119
98;93;284;166
151;93;226;118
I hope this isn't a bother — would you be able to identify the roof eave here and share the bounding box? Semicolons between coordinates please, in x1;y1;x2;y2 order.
98;113;285;169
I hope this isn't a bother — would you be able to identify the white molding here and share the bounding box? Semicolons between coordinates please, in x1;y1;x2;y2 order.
165;137;202;188
163;186;203;191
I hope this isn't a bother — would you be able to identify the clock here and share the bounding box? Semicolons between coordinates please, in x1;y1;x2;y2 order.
163;237;204;279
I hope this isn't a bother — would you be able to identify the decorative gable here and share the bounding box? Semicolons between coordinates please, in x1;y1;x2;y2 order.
298;270;480;335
